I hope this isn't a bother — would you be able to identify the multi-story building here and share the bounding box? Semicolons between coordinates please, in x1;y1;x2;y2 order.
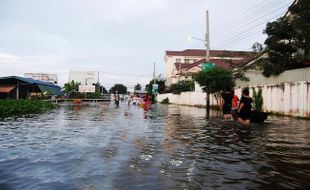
164;49;261;86
24;73;58;84
69;70;99;93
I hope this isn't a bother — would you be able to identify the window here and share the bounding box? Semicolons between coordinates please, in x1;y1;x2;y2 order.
176;58;181;63
184;59;190;63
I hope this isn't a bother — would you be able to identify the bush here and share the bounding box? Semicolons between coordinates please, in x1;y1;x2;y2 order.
170;80;194;94
161;97;170;104
86;92;102;99
0;100;56;118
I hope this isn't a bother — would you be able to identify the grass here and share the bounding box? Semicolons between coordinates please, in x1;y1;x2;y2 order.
0;99;56;118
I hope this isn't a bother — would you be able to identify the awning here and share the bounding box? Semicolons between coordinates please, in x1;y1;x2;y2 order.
0;86;15;93
38;85;61;95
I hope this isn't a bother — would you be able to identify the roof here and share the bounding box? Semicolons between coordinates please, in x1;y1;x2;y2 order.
0;76;61;95
174;52;263;71
0;76;59;87
165;49;257;57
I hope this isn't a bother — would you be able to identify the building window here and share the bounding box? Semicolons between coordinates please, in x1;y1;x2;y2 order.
176;58;181;63
185;59;190;63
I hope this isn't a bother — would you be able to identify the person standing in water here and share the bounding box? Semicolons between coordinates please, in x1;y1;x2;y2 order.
221;90;233;120
114;91;120;106
238;88;252;126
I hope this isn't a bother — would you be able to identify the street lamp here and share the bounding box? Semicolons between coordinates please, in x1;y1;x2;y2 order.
187;36;209;62
188;11;212;117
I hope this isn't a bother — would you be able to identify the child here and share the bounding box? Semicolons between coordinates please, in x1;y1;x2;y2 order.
231;90;239;119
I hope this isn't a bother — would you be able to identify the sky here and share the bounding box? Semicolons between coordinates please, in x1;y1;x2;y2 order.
0;0;294;90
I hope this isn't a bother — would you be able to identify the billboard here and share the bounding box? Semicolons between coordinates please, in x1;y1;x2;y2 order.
25;73;58;84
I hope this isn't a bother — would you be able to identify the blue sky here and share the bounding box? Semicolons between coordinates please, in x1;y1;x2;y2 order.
0;0;293;89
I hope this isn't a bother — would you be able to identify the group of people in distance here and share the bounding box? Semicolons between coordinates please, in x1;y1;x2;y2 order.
113;92;152;110
221;88;252;126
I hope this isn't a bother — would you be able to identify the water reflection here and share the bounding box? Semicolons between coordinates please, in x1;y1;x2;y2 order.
0;103;309;189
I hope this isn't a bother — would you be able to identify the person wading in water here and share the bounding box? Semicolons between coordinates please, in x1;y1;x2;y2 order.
237;88;252;126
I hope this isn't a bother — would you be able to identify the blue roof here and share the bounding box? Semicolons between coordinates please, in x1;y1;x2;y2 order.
0;76;60;88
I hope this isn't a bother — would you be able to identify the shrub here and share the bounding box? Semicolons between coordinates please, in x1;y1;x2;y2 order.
170;80;195;94
161;97;170;104
0;100;56;118
253;88;263;112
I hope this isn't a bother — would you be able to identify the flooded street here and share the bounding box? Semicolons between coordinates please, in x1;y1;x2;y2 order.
0;103;310;190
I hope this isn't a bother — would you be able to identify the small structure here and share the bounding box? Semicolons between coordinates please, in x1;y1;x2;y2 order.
0;76;61;99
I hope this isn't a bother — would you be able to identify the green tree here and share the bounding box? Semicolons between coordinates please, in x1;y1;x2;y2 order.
195;67;235;94
263;0;309;77
195;67;235;117
145;79;166;95
134;83;142;91
169;80;194;94
109;84;127;94
63;80;80;97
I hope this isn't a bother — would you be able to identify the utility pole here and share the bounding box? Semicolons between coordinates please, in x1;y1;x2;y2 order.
153;62;156;84
205;10;211;118
205;10;210;62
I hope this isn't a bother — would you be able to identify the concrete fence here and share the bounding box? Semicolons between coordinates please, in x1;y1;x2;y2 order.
158;67;310;117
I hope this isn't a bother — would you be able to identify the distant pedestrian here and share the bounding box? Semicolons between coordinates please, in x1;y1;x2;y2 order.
115;91;120;106
221;90;233;120
237;88;252;126
231;90;239;119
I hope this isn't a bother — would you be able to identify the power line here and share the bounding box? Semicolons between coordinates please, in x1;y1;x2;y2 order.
212;11;286;49
212;2;291;45
212;0;292;35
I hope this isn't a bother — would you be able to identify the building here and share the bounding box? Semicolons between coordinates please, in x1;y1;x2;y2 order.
25;73;58;84
0;76;61;99
164;49;261;86
69;70;99;93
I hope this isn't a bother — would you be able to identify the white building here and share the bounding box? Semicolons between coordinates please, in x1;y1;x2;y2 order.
164;49;261;86
25;73;58;84
69;70;99;93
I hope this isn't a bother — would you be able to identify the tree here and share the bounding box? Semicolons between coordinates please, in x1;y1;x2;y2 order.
195;67;235;117
109;84;127;94
134;83;142;91
262;0;309;77
63;80;80;97
252;42;263;52
145;79;166;95
170;80;194;94
195;67;235;94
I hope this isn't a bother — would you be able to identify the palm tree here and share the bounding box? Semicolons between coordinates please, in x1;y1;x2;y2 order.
63;80;80;97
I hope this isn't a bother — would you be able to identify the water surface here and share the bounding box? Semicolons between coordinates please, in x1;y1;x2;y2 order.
0;103;309;190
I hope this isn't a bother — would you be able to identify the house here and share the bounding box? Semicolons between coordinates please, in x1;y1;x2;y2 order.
164;49;261;86
0;76;61;99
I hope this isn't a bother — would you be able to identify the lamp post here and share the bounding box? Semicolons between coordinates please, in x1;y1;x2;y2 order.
188;10;211;117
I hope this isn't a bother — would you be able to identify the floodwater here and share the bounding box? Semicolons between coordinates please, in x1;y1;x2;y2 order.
0;103;310;190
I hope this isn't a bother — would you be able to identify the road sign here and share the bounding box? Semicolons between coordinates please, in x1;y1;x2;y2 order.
202;62;215;71
152;84;158;94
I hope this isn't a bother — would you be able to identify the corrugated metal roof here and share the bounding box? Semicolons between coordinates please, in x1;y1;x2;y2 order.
0;76;61;95
0;76;59;87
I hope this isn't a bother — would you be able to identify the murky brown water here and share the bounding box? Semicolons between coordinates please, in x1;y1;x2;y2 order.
0;103;309;190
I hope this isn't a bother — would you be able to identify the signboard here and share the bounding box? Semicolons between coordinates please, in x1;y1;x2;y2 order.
202;62;215;71
152;84;158;94
79;85;96;93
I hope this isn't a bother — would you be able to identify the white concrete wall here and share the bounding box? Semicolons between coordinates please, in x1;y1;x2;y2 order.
157;83;219;107
233;82;310;117
158;72;310;117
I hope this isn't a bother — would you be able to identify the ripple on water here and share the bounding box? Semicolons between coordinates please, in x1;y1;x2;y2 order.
0;105;310;189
